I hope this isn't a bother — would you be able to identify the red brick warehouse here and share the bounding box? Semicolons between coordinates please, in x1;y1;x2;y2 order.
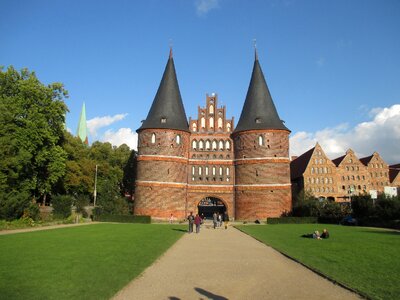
135;49;291;221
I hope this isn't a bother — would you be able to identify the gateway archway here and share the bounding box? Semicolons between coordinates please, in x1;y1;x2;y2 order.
198;197;226;219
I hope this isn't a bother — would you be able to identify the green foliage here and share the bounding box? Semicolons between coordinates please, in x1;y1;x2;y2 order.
74;194;89;217
24;202;40;221
94;214;151;223
267;217;318;224
238;224;400;300
0;66;68;217
0;190;31;220
292;189;320;217
51;195;73;218
0;224;185;299
351;194;375;218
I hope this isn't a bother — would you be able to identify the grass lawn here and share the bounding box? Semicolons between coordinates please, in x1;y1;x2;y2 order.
237;224;400;300
0;223;186;300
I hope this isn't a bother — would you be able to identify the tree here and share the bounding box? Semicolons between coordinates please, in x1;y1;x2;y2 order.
0;66;68;219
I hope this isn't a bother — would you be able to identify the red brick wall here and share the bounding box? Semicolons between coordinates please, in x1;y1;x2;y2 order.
233;129;291;220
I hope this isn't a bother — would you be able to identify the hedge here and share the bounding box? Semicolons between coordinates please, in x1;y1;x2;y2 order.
267;217;318;224
94;214;151;224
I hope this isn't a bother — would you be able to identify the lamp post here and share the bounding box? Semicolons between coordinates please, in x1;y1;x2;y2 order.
93;164;98;207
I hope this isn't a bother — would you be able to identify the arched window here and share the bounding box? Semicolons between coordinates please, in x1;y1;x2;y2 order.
311;167;314;174
219;140;224;150
201;117;205;128
212;166;216;176
176;134;181;144
206;140;211;150
199;140;204;150
219;167;223;176
226;167;230;176
192;123;197;132
192;140;197;149
199;167;202;175
226;123;231;132
192;166;195;175
209;117;214;128
212;140;217;150
151;133;156;144
205;167;209;176
209;104;214;114
218;117;223;128
258;135;264;146
225;140;230;150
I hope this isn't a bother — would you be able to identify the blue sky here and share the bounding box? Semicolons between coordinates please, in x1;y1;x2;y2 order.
1;0;400;163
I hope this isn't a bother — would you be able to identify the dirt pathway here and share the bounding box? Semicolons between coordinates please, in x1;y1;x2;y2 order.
113;222;361;300
0;222;97;235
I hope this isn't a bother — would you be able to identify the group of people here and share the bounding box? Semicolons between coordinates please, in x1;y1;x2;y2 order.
302;229;330;239
187;211;229;233
212;212;229;229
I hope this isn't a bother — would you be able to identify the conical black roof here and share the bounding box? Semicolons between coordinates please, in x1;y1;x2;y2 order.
138;50;189;132
233;53;289;133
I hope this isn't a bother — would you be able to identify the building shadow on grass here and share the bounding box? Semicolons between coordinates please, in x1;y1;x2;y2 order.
172;228;188;232
194;287;228;300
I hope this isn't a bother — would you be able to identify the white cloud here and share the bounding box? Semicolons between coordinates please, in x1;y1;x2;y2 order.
87;113;127;137
290;104;400;164
102;128;138;150
195;0;219;16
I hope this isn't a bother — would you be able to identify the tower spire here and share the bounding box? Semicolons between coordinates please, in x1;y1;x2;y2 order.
253;39;258;61
138;49;189;132
233;49;289;133
77;102;89;145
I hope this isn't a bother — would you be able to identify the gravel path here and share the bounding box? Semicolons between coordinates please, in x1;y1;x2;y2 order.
113;222;361;300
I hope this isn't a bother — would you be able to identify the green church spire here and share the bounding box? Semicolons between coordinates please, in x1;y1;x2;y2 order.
77;102;89;145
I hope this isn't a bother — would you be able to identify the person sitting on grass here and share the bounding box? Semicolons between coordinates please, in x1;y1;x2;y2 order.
312;230;321;239
320;229;330;239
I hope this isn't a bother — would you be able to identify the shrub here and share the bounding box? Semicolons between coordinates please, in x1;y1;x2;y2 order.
0;190;31;220
351;194;374;218
75;194;89;217
52;195;74;218
23;203;40;221
267;217;318;224
94;214;150;223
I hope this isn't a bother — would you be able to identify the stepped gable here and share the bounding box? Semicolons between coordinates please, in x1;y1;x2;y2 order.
233;50;289;134
138;49;189;132
290;146;315;180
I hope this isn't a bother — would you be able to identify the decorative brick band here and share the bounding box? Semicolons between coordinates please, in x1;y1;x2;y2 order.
189;160;234;165
138;155;188;163
136;180;187;188
235;184;291;191
235;157;290;165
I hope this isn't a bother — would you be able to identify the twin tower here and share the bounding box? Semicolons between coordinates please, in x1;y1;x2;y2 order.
134;49;291;221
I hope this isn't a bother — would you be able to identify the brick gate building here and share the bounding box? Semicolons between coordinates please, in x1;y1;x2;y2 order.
134;49;291;221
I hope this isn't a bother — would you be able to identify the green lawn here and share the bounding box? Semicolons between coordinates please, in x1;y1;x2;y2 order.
237;224;400;300
0;224;186;300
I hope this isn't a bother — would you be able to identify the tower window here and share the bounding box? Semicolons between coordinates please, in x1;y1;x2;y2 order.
226;123;231;132
192;140;197;149
192;123;197;132
176;134;181;144
225;140;231;150
209;104;214;114
209;117;214;128
258;135;264;146
151;133;156;144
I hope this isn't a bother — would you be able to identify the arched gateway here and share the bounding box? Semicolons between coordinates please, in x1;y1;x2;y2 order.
198;197;226;218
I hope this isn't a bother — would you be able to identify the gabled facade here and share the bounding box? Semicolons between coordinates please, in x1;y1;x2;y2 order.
389;164;400;188
134;50;291;220
360;152;389;193
334;149;369;201
291;143;337;201
291;144;395;202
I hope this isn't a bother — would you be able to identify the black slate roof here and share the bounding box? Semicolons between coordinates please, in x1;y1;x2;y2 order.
233;53;289;134
137;51;189;132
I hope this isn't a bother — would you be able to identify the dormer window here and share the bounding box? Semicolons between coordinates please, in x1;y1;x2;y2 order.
151;133;156;144
161;117;167;123
255;118;262;124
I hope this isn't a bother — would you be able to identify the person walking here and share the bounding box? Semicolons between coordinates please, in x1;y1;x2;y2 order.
194;213;202;234
223;212;229;229
187;212;194;233
213;212;218;229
